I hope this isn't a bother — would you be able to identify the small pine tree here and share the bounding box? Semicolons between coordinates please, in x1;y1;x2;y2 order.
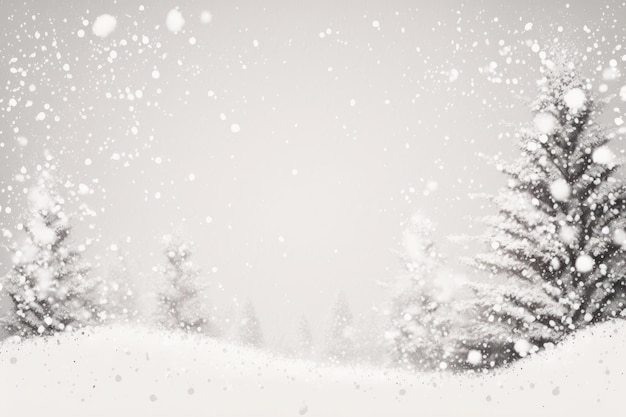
276;314;312;357
3;170;101;337
387;215;451;371
156;235;213;333
296;314;313;357
354;309;387;365
237;301;263;348
457;62;626;368
323;291;355;364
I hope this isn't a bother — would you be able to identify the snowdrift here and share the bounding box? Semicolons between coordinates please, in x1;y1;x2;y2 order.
0;322;624;416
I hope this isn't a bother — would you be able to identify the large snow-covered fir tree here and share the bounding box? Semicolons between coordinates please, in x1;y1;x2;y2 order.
386;215;452;371
237;301;264;348
155;235;213;333
2;170;101;337
323;291;356;364
456;62;626;368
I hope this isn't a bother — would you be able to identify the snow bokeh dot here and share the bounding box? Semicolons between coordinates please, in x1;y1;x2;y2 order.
467;350;482;365
166;9;185;33
575;254;595;273
534;113;557;134
592;146;615;165
549;179;570;202
92;14;117;38
200;10;213;24
513;339;532;357
563;88;586;112
613;228;626;247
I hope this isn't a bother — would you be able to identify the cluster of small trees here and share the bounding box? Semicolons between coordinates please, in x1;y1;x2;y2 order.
0;171;266;348
387;63;626;371
0;172;380;361
274;291;386;364
0;169;382;362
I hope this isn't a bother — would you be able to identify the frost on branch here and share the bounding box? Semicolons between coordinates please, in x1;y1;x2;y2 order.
155;235;214;334
2;170;101;337
456;63;626;368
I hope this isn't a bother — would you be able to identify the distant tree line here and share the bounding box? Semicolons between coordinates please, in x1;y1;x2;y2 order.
0;175;385;362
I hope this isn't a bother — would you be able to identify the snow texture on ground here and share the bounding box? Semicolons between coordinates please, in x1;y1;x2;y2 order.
0;322;623;416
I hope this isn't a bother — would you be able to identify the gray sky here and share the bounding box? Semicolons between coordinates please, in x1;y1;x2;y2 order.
1;0;626;342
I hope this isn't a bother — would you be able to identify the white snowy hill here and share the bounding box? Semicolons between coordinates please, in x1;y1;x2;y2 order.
0;322;623;417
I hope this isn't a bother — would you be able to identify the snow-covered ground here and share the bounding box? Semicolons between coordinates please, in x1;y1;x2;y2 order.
0;322;623;416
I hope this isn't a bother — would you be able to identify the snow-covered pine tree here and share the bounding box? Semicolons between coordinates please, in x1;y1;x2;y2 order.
156;235;213;333
237;301;263;348
323;291;356;364
3;170;101;337
386;215;451;371
457;62;626;368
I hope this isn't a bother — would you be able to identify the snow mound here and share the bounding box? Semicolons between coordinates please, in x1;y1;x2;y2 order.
1;322;625;416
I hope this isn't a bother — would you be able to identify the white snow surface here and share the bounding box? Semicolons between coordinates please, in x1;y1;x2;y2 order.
1;322;625;416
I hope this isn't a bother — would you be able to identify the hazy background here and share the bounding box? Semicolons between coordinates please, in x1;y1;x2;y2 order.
1;0;625;343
